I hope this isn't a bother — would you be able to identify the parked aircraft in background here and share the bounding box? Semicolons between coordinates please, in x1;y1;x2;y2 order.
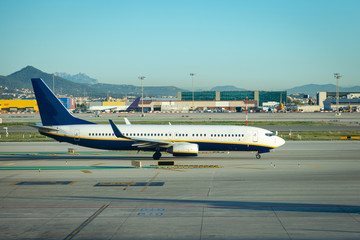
87;97;140;112
31;78;285;160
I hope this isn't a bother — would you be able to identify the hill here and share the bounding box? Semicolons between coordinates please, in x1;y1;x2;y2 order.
5;66;99;97
287;84;360;96
211;85;248;91
0;66;184;98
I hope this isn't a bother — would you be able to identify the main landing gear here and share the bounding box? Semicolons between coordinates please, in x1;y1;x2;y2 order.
255;153;261;159
153;150;162;160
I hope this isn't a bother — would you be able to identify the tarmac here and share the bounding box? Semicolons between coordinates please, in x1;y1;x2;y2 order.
0;141;359;239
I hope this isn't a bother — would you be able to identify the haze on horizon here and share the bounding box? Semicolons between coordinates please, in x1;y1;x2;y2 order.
1;0;359;90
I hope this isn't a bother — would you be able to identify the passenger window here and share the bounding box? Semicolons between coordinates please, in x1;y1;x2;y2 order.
165;133;167;136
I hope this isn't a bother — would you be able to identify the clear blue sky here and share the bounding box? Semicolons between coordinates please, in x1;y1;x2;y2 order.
1;0;359;90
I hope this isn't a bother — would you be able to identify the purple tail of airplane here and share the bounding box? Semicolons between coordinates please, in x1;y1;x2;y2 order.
126;97;141;111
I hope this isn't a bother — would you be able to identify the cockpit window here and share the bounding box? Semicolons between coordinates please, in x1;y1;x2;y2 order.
265;132;275;137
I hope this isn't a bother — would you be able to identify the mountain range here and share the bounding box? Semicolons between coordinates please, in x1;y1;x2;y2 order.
286;84;360;96
0;66;184;98
55;72;98;85
1;66;359;98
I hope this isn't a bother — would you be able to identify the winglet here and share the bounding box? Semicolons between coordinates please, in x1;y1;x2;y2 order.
109;119;127;138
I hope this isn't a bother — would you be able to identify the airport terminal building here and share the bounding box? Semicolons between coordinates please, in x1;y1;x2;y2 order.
141;90;286;112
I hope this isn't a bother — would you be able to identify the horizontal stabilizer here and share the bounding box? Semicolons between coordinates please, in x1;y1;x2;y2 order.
28;124;60;132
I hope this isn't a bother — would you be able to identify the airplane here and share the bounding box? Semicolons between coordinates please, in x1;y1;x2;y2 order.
31;78;285;160
87;97;140;112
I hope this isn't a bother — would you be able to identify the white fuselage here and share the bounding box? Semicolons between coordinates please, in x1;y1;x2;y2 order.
41;124;285;153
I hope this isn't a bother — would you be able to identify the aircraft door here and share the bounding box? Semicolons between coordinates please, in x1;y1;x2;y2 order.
252;130;258;142
74;129;80;142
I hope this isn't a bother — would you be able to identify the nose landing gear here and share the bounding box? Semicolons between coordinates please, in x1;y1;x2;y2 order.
255;153;261;159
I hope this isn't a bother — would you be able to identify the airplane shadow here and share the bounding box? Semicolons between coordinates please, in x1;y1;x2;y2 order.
65;196;360;214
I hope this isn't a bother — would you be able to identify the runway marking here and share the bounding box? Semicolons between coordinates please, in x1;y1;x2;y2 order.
4;163;16;166
141;172;160;192
11;181;77;185
10;181;22;186
64;203;109;240
94;181;164;190
0;166;137;171
91;163;104;166
81;170;92;174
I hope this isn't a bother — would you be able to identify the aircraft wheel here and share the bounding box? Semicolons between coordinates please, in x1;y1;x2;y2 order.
256;153;261;159
153;151;162;160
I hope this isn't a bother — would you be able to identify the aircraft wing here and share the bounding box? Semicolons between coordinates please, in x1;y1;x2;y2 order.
109;119;174;149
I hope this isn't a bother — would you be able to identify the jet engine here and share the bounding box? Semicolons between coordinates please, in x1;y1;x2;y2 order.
168;143;199;157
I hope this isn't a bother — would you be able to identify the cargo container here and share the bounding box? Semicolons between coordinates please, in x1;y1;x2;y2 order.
0;99;39;112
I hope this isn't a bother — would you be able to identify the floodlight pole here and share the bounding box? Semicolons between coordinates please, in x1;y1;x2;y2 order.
138;76;146;117
245;97;248;126
190;73;195;111
334;73;341;115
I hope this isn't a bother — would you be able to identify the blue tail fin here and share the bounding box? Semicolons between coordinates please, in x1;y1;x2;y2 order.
31;78;95;126
126;97;140;111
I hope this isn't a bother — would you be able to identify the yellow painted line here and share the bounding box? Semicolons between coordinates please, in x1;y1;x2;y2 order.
81;170;92;174
124;181;135;190
4;163;16;166
10;181;21;186
141;172;160;192
68;181;78;185
91;163;104;166
64;203;109;240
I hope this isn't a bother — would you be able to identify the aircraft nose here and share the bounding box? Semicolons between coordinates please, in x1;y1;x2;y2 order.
275;136;286;147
